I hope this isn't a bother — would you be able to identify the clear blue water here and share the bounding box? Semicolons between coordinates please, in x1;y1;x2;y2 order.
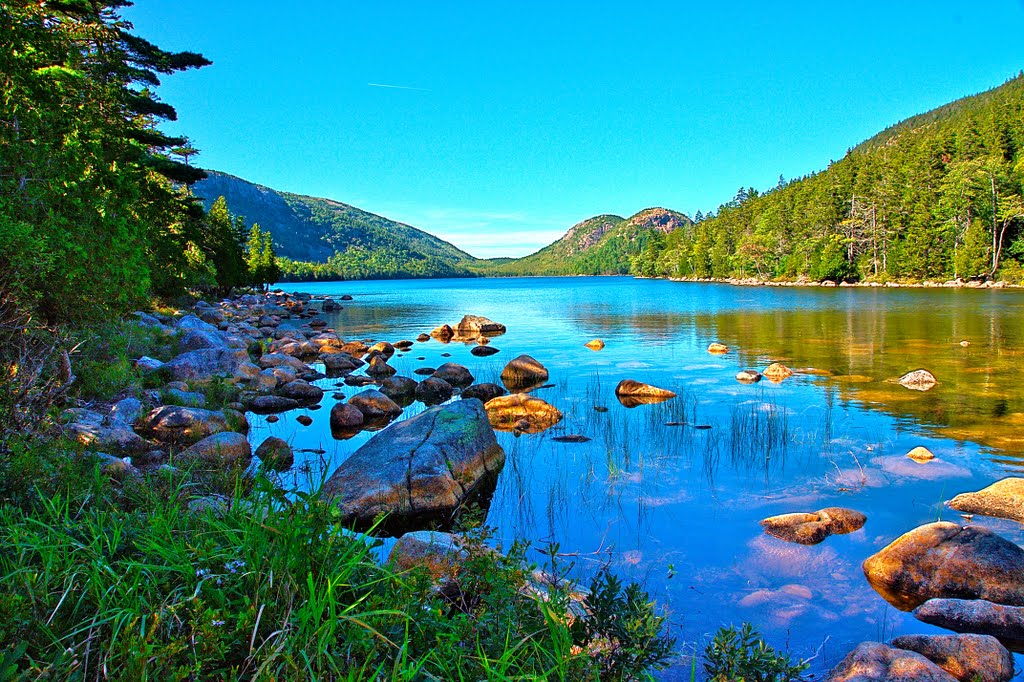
254;276;1024;678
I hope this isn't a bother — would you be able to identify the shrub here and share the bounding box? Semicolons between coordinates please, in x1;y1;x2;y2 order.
702;623;808;682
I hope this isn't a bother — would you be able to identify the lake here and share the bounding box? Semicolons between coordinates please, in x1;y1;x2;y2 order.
262;276;1024;678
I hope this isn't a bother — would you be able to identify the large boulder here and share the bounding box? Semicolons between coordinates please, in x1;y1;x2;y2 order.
178;328;228;352
163;347;252;382
501;355;548;390
321;400;505;533
431;363;473;388
889;634;1014;682
948;478;1024;523
455;315;506;337
862;522;1024;610
825;642;957;682
760;507;866;545
914;599;1024;645
484;394;562;433
138;406;229;445
177;432;251;468
64;410;149;455
176;314;218;334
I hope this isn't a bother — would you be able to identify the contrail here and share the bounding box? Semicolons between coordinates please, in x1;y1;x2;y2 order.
368;82;431;92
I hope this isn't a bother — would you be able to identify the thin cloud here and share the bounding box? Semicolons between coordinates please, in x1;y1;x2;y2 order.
367;82;431;92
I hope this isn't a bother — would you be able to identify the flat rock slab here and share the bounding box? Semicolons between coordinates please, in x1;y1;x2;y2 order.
862;522;1024;611
826;642;956;681
321;399;505;534
948;477;1024;523
889;634;1014;682
914;599;1024;648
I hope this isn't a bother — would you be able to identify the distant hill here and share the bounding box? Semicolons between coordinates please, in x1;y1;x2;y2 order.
191;171;480;280
491;208;692;276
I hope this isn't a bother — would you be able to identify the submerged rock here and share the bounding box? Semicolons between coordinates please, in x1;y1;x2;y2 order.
760;507;866;545
321;400;505;533
948;477;1024;523
914;599;1024;646
484;394;562;433
889;634;1014;682
862;522;1024;610
825;642;957;682
899;368;938;391
500;355;549;390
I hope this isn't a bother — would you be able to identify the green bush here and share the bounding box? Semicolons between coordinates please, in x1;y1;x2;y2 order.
702;623;808;682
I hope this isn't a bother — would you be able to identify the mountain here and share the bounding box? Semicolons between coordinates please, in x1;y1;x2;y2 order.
492;208;693;276
191;171;480;280
632;72;1024;283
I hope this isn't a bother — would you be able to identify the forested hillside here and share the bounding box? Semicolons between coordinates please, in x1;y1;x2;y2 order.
192;172;481;281
630;73;1024;282
492;208;692;276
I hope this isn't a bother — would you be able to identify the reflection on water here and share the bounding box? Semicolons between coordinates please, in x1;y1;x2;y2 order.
263;277;1024;677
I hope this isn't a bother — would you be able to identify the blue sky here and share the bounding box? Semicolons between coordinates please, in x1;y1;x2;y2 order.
126;1;1024;258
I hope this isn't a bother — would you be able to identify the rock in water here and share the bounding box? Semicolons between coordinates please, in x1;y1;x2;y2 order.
415;377;453;405
948;477;1024;523
455;315;506;336
348;389;403;424
614;379;676;407
431;363;474;388
735;369;762;383
484;394;563;433
762;363;793;382
899;368;938;391
329;403;364;431
585;339;605;351
862;522;1024;610
461;383;507;403
824;642;957;681
914;599;1024;646
907;446;936;463
760;507;866;545
500;355;549;390
321;400;505;533
707;342;728;354
889;634;1014;682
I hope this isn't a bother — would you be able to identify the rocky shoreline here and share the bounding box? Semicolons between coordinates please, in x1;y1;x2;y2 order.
60;290;1024;680
663;275;1023;289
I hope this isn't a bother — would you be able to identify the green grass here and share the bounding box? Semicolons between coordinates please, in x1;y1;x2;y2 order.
72;319;179;401
0;438;675;680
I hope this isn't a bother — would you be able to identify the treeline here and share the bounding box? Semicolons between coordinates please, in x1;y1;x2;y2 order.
277;247;476;282
630;74;1024;283
1;2;276;322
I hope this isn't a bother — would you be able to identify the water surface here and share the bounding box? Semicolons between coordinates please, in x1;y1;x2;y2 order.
259;277;1024;677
